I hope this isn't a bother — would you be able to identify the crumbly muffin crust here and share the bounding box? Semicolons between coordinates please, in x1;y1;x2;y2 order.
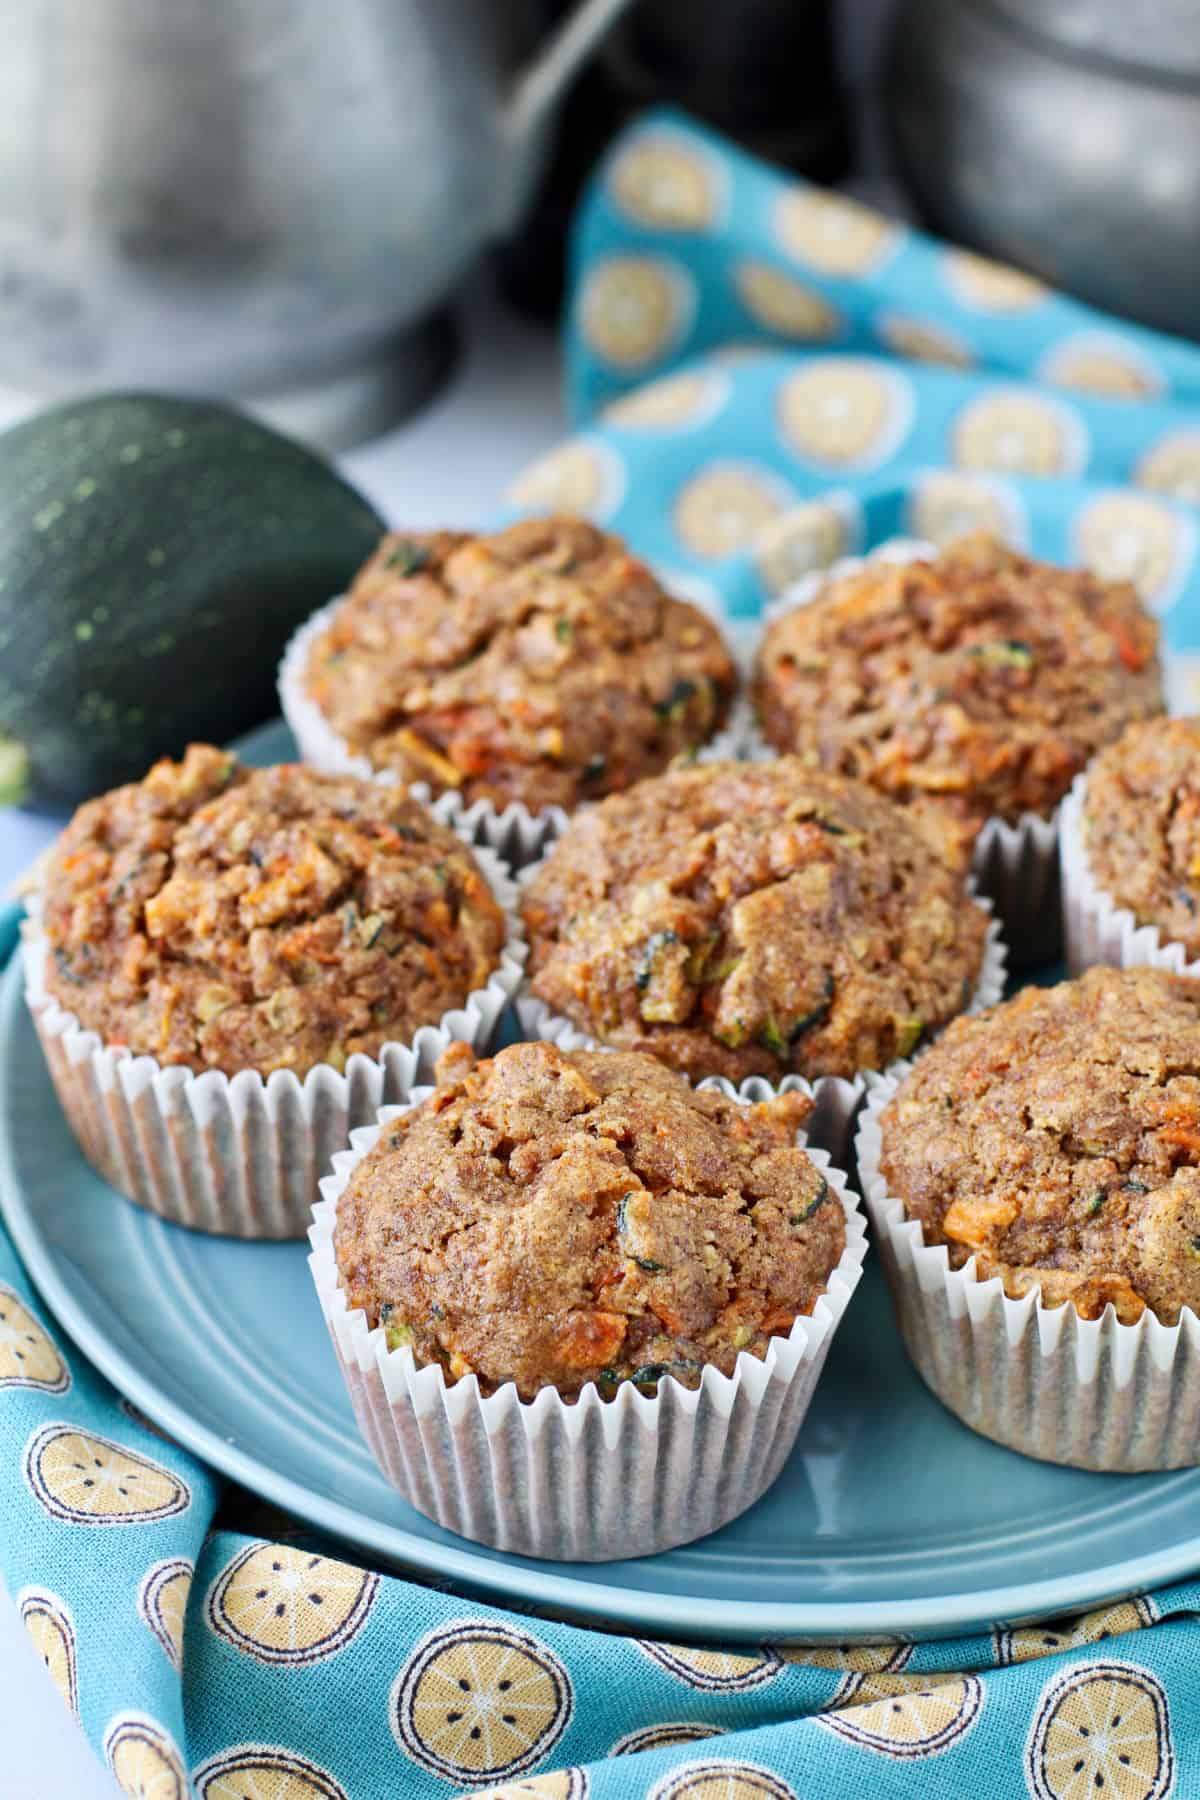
334;1039;842;1401
41;744;506;1077
522;760;990;1083
303;515;736;812
879;966;1200;1324
1083;715;1200;958
754;532;1162;864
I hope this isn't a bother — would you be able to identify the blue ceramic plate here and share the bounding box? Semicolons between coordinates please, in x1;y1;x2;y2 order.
3;721;1198;1643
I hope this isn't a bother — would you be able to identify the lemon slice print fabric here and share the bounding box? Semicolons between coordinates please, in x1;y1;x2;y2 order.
205;1542;379;1667
0;1283;70;1392
637;1642;784;1692
24;1423;190;1525
952;390;1085;478
650;1759;799;1800
138;1557;193;1672
391;1621;574;1785
1137;432;1200;504
608;134;723;231
996;1597;1159;1667
754;499;858;596
785;1640;913;1705
907;471;1024;548
17;1587;78;1717
778;361;912;470
943;250;1048;313
773;189;900;278
1039;336;1162;399
467;1772;589;1800
578;256;694;371
1073;493;1191;608
611;1723;724;1756
876;314;974;369
195;1745;350;1800
818;1676;984;1759
1025;1661;1174;1800
508;440;625;522
673;464;791;560
103;1714;188;1800
603;372;727;432
734;264;841;341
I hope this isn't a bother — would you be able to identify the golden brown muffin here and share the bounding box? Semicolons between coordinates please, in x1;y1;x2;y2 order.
303;515;736;812
522;760;990;1083
754;532;1163;866
879;966;1200;1324
40;744;506;1077
334;1038;843;1401
1083;715;1200;958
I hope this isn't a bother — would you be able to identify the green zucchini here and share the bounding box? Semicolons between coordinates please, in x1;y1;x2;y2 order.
0;392;385;806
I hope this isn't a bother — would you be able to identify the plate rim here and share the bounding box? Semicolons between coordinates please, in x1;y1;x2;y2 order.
4;951;1200;1641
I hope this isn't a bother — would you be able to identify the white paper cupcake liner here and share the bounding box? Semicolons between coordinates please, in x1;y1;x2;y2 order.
309;1096;867;1561
1060;773;1200;979
856;1072;1200;1471
514;873;1007;1163
752;538;1064;964
278;596;747;860
22;828;527;1240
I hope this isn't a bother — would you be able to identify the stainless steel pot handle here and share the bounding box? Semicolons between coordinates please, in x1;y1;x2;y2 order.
507;0;635;139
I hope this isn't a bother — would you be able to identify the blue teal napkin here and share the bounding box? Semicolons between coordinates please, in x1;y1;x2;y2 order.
7;108;1200;1799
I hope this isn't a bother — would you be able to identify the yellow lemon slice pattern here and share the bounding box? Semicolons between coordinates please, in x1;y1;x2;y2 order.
604;372;726;431
205;1541;379;1668
467;1772;588;1800
907;471;1021;547
819;1675;984;1759
778;362;910;469
734;264;841;341
1040;337;1161;399
508;440;624;522
1137;433;1200;505
754;500;856;596
103;1714;188;1800
608;136;721;231
392;1620;574;1784
195;1744;350;1800
673;465;790;560
774;190;899;277
997;1597;1158;1667
944;250;1048;313
25;1424;190;1526
876;314;974;370
0;1284;69;1392
138;1557;193;1672
578;256;692;371
1025;1660;1174;1800
650;1759;799;1800
612;1723;724;1756
1074;493;1188;608
637;1642;785;1692
17;1587;78;1717
783;1640;914;1705
952;391;1083;477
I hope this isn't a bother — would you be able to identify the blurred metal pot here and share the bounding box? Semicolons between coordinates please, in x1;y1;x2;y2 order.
885;0;1200;341
0;0;631;442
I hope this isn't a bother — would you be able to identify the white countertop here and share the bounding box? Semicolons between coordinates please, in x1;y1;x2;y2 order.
0;274;566;1800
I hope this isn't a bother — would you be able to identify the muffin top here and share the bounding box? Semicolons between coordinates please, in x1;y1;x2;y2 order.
754;532;1162;864
522;759;990;1084
333;1038;842;1402
1083;715;1200;958
40;744;506;1077
879;966;1200;1324
303;514;736;813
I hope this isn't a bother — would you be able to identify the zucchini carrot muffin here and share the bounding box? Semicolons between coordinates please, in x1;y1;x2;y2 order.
332;1038;843;1402
1074;715;1200;961
521;760;993;1084
299;515;737;812
753;532;1163;867
878;967;1200;1324
39;743;507;1077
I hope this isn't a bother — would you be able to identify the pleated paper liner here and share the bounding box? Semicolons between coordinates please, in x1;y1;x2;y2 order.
309;1094;867;1562
1060;772;1200;979
857;1071;1200;1472
752;538;1070;966
22;827;526;1240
